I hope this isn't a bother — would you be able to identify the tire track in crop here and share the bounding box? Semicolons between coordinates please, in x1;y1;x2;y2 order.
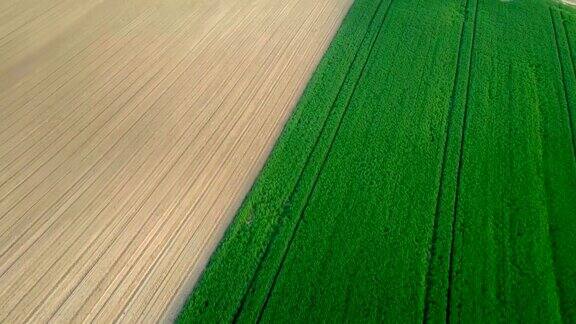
254;1;395;321
229;2;386;321
558;13;576;322
544;9;576;322
548;7;576;158
445;0;479;321
421;0;473;320
561;12;576;81
437;0;480;321
560;12;576;74
554;10;576;160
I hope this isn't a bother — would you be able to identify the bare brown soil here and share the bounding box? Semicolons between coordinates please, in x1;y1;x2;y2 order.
0;0;351;322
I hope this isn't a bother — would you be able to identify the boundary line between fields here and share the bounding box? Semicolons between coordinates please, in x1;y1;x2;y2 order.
228;1;387;322
253;0;396;322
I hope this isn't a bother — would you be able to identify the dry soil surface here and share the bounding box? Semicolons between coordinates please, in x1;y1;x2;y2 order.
0;0;351;322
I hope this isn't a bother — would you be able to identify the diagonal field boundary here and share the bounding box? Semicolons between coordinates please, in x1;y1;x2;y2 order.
229;0;388;321
254;0;397;321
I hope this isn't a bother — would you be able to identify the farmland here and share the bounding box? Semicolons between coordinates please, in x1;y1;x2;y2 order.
0;0;351;322
180;0;576;322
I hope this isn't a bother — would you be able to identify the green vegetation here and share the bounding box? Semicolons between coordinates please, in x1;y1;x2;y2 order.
179;0;576;322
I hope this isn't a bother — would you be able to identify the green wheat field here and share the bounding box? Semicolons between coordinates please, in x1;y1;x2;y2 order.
180;0;576;322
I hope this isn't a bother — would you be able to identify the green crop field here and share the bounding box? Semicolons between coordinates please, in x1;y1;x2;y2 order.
178;0;576;322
